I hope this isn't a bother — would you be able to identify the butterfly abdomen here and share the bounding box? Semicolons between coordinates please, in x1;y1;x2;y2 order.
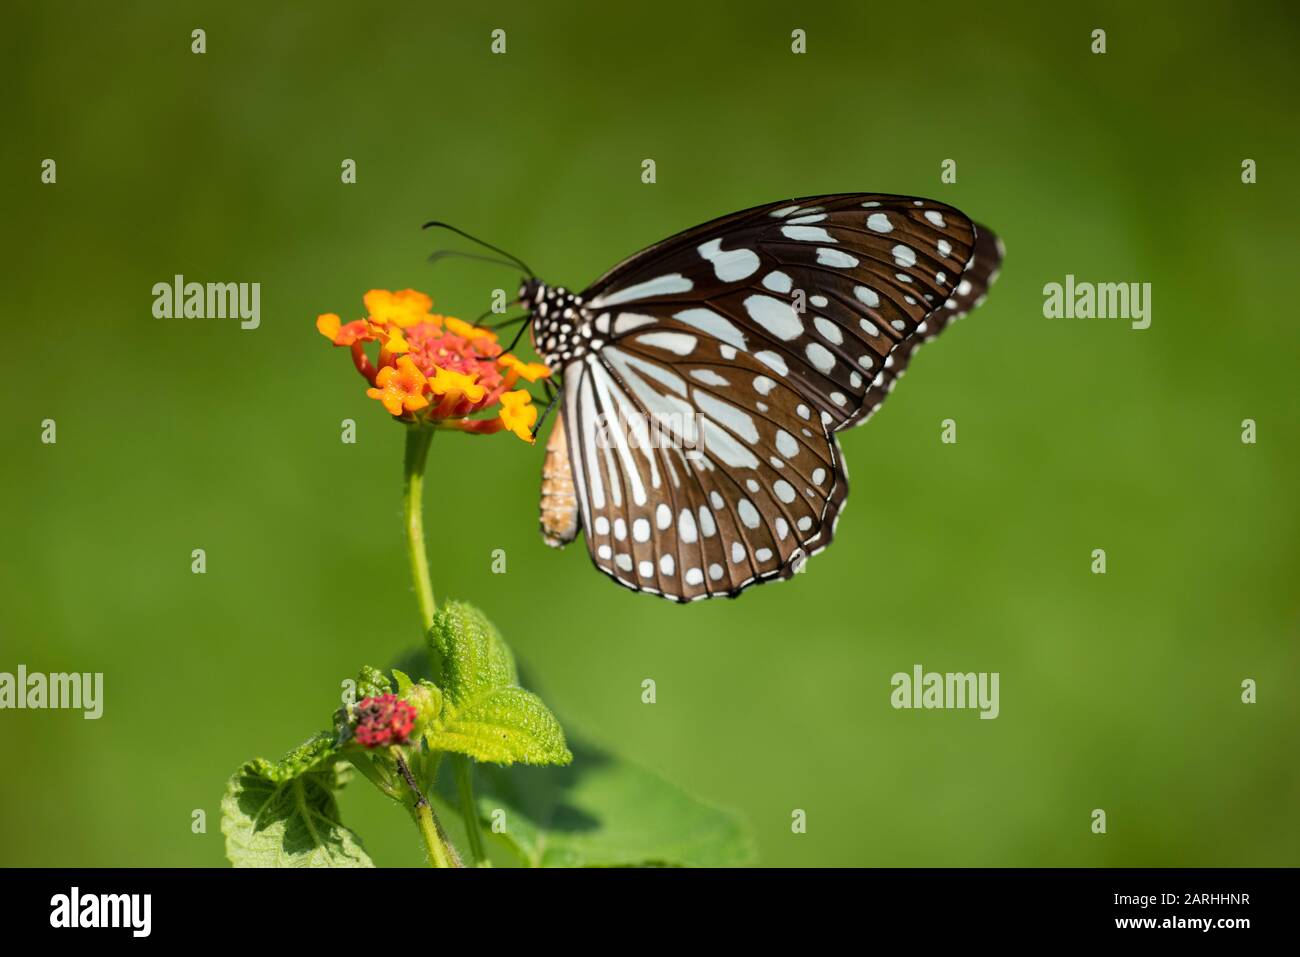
539;415;580;548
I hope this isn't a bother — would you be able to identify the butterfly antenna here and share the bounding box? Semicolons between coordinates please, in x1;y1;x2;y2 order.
488;314;528;331
427;248;526;272
422;221;535;278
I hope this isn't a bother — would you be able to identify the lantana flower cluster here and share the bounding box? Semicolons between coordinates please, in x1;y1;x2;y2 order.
317;289;550;442
353;694;418;748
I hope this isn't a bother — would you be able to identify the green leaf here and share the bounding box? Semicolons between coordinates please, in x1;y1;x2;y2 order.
427;686;571;766
221;732;373;868
423;603;569;767
391;668;414;695
354;665;391;700
428;601;517;704
446;737;756;867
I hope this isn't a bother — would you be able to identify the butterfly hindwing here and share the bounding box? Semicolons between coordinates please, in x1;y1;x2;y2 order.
559;337;846;602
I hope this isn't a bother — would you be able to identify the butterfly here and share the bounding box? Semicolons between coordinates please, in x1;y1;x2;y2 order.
519;193;1003;602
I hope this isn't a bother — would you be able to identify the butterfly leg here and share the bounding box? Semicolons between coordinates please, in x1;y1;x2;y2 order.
530;377;562;441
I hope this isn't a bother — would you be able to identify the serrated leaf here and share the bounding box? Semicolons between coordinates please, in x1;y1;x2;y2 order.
261;731;338;780
354;665;391;700
428;601;517;704
221;732;373;868
446;737;756;868
426;686;572;766
423;605;568;767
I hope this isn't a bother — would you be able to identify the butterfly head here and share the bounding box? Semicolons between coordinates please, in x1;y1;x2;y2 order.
517;277;544;311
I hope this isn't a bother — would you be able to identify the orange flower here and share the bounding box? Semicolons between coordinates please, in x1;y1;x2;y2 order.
444;316;497;342
366;356;430;417
498;354;552;389
429;367;487;405
364;289;438;329
316;313;342;340
499;390;539;442
317;288;549;442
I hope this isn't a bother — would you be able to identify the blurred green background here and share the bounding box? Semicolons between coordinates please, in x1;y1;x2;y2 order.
2;0;1297;867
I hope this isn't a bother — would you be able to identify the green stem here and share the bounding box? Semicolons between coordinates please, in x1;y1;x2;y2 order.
404;425;437;633
454;755;490;866
395;750;460;868
415;803;454;869
398;426;464;868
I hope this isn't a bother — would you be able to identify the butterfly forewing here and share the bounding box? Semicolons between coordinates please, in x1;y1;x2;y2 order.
584;193;979;431
840;220;1004;429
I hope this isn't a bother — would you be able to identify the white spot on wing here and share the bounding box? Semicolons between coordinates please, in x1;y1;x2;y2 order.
694;390;758;442
690;369;730;387
762;271;793;293
743;295;803;340
697;238;760;282
612;312;657;335
591;273;693;308
605;346;687;396
699;419;760;468
780;225;835;243
813;316;843;345
805;341;836;373
754;351;788;376
817;247;858;268
674;307;748;351
635;331;697;356
892;245;918;267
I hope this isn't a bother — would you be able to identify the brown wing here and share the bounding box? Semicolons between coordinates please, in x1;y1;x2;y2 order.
555;342;845;602
840;223;1004;428
539;415;580;548
582;193;982;432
